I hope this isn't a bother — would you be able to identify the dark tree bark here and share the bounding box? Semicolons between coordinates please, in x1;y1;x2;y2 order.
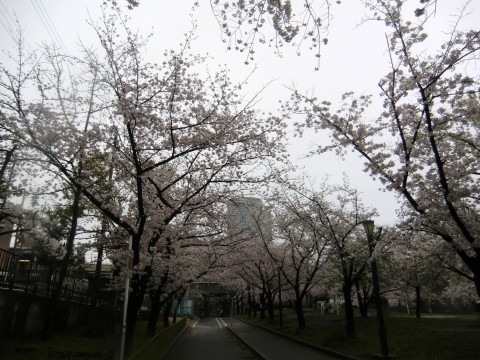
294;298;306;330
92;242;104;306
42;186;81;340
125;270;149;353
259;292;266;319
163;300;172;328
266;287;275;322
147;287;162;337
342;282;355;336
173;290;185;324
415;286;421;319
355;280;370;317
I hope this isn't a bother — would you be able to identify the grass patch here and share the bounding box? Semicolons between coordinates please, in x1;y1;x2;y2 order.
0;331;113;360
129;318;187;360
0;318;184;360
240;310;480;360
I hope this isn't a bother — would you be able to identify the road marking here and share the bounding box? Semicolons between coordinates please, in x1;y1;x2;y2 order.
192;319;199;328
215;318;228;328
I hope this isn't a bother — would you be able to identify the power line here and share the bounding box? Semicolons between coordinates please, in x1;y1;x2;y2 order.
0;0;36;55
0;0;18;44
36;0;68;53
30;0;68;55
30;0;59;47
30;0;76;102
0;15;16;44
0;0;13;20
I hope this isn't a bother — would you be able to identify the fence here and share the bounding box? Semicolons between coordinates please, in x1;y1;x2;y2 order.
0;248;99;305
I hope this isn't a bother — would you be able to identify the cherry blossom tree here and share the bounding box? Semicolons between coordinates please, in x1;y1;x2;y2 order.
385;224;479;316
389;231;448;318
0;141;18;234
278;178;378;335
260;187;331;330
145;200;238;334
288;0;480;299
224;197;278;321
210;0;331;69
303;182;375;336
0;35;106;338
0;26;40;239
210;0;441;70
1;7;287;351
439;273;479;312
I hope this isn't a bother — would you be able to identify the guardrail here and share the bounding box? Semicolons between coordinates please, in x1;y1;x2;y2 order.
0;248;95;304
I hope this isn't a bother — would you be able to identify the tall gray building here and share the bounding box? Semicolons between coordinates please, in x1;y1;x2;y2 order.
227;197;272;241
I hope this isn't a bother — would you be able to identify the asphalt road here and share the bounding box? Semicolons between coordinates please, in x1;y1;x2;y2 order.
163;317;260;360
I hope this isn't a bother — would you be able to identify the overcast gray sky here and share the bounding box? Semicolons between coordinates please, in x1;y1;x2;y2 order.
1;0;479;225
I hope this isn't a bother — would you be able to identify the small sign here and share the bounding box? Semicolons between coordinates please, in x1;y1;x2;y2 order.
228;289;237;298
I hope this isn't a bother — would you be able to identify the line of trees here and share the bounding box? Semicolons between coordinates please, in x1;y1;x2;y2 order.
220;178;477;340
284;0;480;299
0;6;286;350
1;0;478;356
205;0;480;309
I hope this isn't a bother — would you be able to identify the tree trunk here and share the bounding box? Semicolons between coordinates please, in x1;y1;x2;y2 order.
125;272;148;354
355;281;368;317
473;273;480;311
294;298;306;330
239;292;244;315
42;187;81;340
163;301;172;328
173;291;185;324
266;289;275;322
92;242;104;307
415;286;421;319
343;283;356;337
147;288;162;337
405;292;410;314
259;293;266;319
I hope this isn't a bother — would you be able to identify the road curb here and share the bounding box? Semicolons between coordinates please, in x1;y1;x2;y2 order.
234;317;361;360
157;318;189;360
225;323;271;360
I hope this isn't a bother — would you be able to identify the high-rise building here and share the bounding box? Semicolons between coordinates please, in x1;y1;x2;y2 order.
226;197;272;241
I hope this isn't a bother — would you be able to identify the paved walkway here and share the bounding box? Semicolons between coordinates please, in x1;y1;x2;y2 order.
225;318;357;360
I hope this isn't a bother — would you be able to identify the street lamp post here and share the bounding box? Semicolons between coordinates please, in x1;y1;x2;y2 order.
362;220;390;359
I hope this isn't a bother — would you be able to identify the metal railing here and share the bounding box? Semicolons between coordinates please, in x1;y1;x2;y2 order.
0;248;97;305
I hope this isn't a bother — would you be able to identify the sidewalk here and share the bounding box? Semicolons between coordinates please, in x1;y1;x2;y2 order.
226;318;358;360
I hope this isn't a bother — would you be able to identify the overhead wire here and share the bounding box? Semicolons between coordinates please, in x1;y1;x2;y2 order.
0;0;16;25
0;0;19;45
30;0;76;92
0;0;36;57
32;0;69;56
30;0;62;51
36;0;68;54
